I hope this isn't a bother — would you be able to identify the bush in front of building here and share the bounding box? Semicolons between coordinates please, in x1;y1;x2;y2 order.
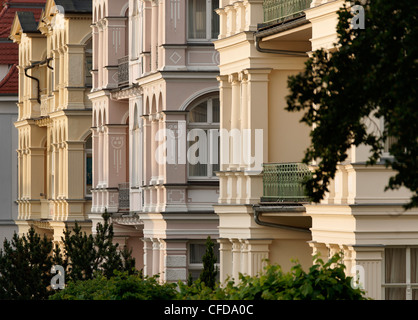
49;253;367;300
49;271;178;300
0;210;136;300
176;253;367;300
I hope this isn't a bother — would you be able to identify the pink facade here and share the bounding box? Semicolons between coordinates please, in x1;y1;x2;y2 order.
91;0;220;281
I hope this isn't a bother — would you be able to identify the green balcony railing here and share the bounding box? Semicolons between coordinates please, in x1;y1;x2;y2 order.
262;162;312;202
263;0;311;24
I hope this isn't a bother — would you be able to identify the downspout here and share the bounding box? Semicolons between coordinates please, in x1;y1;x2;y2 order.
23;57;53;104
24;64;41;104
253;204;311;233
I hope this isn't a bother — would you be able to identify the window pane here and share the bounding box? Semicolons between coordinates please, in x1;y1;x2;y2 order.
385;248;406;284
190;244;207;263
386;288;406;300
211;0;220;39
188;0;206;39
212;97;220;123
190;101;207;122
188;137;208;177
86;155;92;194
190;243;220;263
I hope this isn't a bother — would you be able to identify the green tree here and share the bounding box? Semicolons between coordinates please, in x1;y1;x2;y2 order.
199;236;218;289
61;210;136;281
286;0;418;209
0;228;57;300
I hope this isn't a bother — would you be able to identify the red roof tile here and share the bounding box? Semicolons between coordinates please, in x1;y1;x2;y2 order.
0;63;18;94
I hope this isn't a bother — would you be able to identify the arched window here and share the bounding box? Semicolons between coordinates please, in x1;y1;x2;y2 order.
85;134;93;197
187;94;220;178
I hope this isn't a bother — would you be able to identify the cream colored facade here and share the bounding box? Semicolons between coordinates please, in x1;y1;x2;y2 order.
214;0;418;300
10;0;93;243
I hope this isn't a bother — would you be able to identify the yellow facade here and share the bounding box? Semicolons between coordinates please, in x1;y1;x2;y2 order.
10;0;93;243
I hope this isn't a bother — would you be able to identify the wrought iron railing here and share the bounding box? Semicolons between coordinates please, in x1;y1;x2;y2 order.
118;182;130;211
262;162;312;202
263;0;311;24
118;56;129;86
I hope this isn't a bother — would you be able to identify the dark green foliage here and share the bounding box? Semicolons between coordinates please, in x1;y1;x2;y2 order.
0;210;137;299
286;0;418;209
61;210;136;282
199;236;218;289
0;228;55;300
51;253;366;300
49;272;178;300
177;253;366;300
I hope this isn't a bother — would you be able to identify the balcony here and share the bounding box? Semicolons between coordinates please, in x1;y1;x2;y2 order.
118;56;129;87
262;162;312;202
263;0;311;24
118;182;130;212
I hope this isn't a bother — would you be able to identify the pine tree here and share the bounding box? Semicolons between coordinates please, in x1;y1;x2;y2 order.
199;236;218;289
0;228;54;300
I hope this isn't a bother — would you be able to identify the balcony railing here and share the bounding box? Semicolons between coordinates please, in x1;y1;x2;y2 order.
118;56;129;87
118;182;130;212
262;162;312;202
263;0;311;24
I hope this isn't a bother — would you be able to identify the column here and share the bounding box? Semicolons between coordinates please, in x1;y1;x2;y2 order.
217;75;231;172
350;246;384;300
240;239;249;275
143;238;154;277
150;115;158;184
218;238;233;284
152;238;161;276
151;0;158;71
245;239;272;276
244;69;271;203
229;73;240;169
231;239;241;281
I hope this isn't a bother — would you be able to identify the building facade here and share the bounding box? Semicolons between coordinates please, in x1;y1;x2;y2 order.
90;0;221;282
10;0;93;244
0;0;47;243
214;0;418;300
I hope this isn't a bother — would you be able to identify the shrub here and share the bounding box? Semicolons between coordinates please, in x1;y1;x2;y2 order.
50;272;178;300
176;253;367;300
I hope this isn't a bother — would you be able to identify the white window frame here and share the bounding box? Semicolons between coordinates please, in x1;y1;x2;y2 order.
187;0;219;42
383;246;418;300
187;95;220;180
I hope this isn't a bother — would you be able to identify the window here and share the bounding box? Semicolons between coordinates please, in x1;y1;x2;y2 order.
381;118;397;157
187;95;220;179
85;39;93;87
188;242;220;282
188;0;219;41
85;135;93;197
384;247;418;300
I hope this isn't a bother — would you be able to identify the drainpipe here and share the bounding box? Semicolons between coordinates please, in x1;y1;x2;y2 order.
254;16;310;57
23;57;53;104
253;204;311;233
